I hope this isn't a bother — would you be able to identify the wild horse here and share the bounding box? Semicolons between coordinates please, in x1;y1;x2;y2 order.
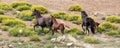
31;9;53;33
51;16;69;35
81;11;99;35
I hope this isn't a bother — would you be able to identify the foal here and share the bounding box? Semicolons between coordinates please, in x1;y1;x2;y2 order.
51;16;67;35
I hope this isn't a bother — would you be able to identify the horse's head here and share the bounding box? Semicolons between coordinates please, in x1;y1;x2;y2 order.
95;22;100;27
51;16;55;19
81;11;88;18
31;9;41;16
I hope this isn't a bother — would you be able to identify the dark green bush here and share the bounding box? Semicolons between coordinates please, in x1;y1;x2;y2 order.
68;4;82;11
84;36;100;44
10;2;32;8
106;16;120;23
2;19;26;27
17;10;33;21
0;9;5;14
16;5;31;11
31;5;48;14
30;35;41;41
0;2;12;11
51;11;69;20
97;22;117;32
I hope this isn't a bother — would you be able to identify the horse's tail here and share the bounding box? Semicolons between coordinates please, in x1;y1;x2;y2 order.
87;18;96;34
64;25;70;28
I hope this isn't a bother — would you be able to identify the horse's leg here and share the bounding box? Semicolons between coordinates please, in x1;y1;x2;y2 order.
81;23;85;31
33;24;38;32
41;27;44;32
60;25;65;35
86;25;89;35
52;29;55;35
51;27;55;35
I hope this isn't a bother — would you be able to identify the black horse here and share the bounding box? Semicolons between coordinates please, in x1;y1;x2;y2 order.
31;9;53;32
81;11;96;35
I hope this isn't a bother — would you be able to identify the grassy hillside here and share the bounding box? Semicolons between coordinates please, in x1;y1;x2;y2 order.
0;0;120;48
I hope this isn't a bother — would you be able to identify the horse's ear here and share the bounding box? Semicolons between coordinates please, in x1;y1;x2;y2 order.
51;16;53;17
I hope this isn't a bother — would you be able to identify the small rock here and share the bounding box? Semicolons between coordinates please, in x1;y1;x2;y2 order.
67;42;73;47
51;38;56;42
18;42;22;45
54;46;58;48
8;44;13;48
16;11;20;13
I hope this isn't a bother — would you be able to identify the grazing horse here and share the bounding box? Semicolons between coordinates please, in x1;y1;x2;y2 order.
51;16;69;35
81;11;97;35
31;9;53;32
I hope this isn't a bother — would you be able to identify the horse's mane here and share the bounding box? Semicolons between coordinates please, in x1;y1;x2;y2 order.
34;9;42;17
51;16;58;24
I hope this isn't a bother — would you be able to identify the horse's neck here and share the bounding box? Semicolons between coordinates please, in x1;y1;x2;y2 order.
52;17;58;24
36;13;42;18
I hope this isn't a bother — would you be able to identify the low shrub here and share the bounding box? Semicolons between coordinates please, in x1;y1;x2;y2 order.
50;11;69;20
9;27;20;36
0;2;12;11
68;14;80;21
2;19;26;27
12;39;24;43
106;30;118;36
30;35;41;41
84;36;100;44
0;9;5;14
9;27;35;36
76;17;82;24
106;16;120;23
17;10;33;21
16;5;31;11
35;27;49;35
10;2;32;8
31;5;48;14
68;4;82;11
117;28;120;34
68;14;82;24
65;27;84;35
101;17;105;20
51;11;82;24
0;15;15;23
97;22;117;32
0;26;10;31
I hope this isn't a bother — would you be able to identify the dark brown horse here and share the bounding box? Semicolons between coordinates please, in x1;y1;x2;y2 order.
81;11;99;35
31;9;53;32
51;16;69;35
